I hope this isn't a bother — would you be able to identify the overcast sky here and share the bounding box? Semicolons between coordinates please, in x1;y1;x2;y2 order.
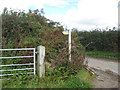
0;0;119;30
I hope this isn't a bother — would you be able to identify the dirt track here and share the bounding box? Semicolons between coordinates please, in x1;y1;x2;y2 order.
85;57;119;88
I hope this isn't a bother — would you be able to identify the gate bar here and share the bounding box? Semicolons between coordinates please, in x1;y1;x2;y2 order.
0;68;34;72
0;63;34;67
0;56;34;59
0;48;35;51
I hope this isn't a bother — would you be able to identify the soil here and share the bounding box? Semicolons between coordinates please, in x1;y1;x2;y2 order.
91;68;119;89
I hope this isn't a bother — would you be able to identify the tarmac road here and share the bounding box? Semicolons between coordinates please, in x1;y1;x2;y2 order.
85;56;119;75
84;57;119;88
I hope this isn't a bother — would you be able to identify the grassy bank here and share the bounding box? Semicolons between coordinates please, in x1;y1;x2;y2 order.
86;51;119;60
2;67;93;88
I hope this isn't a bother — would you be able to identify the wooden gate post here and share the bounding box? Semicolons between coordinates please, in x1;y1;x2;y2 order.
37;46;45;77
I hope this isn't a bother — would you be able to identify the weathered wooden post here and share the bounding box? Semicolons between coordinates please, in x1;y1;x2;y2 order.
37;46;45;77
68;29;71;62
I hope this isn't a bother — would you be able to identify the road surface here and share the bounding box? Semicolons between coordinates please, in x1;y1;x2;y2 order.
85;57;119;75
84;57;119;88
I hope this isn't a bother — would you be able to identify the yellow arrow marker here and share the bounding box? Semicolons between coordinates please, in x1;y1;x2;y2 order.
62;31;69;35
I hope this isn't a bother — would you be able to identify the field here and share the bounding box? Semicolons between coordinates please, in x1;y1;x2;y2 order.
86;51;119;60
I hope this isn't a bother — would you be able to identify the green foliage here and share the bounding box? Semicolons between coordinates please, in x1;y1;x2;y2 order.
46;66;78;79
1;8;85;78
86;51;119;60
76;30;118;52
2;8;48;48
2;67;92;88
76;67;94;83
60;76;92;88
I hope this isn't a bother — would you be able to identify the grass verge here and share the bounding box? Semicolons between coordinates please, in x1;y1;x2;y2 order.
2;67;93;88
86;51;119;60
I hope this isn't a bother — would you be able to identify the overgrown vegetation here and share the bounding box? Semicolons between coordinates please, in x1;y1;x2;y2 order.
2;67;93;88
2;8;85;69
1;8;89;88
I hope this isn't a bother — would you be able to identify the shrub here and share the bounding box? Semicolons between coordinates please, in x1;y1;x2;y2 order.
1;8;85;71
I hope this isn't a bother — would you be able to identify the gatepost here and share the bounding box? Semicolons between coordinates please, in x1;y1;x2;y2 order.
37;46;45;77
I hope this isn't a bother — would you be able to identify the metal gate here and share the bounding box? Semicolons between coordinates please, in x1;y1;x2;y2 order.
0;48;36;79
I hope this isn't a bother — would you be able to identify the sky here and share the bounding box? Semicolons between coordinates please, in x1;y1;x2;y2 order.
0;0;119;30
